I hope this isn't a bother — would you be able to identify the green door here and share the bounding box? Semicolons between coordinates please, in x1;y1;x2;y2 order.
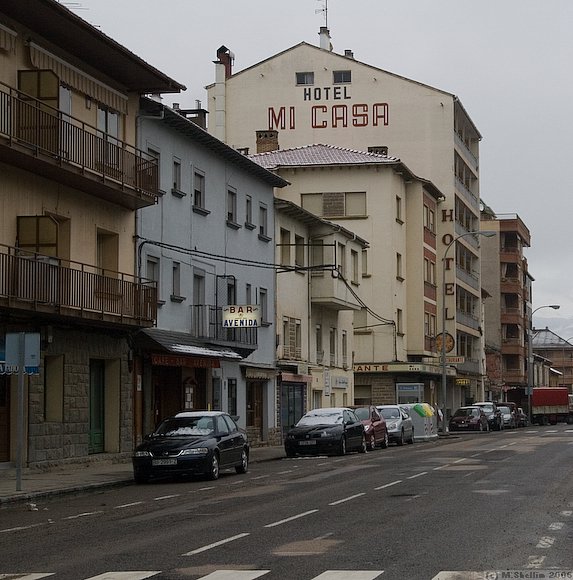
89;360;105;454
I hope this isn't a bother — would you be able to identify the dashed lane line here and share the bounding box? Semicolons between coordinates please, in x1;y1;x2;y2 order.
374;479;402;490
153;494;180;501
264;509;319;528
407;471;428;479
328;493;366;506
114;502;144;509
63;511;103;520
182;532;251;556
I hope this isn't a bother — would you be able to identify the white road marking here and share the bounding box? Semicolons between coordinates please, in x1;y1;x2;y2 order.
251;474;270;480
198;486;215;491
549;522;564;530
453;458;467;463
526;555;546;568
560;510;572;516
433;465;449;470
525;430;539;433
547;430;558;433
329;493;366;505
374;480;402;490
63;511;103;519
264;509;318;528
114;502;144;509
431;574;487;579
507;441;517;446
276;470;294;474
153;494;180;501
230;480;245;485
536;536;555;548
311;572;384;580
0;523;45;534
565;429;573;433
85;573;161;580
196;572;270;580
183;532;250;555
407;471;428;479
470;453;482;457
0;575;55;579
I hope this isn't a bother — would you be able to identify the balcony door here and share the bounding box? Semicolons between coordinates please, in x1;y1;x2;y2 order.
89;359;105;454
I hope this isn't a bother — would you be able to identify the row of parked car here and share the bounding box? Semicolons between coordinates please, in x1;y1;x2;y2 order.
448;401;529;432
284;405;415;457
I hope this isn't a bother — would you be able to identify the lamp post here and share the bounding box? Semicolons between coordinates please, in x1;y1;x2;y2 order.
527;304;560;423
440;230;496;433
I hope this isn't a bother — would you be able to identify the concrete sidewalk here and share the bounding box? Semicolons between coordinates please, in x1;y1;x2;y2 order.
0;445;286;508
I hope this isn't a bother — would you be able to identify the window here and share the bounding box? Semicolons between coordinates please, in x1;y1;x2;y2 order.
192;272;206;336
337;242;346;278
17;215;58;256
311;239;324;276
396;196;403;223
172;158;183;195
351;250;359;284
146;256;160;300
227;378;237;415
333;70;352;84
424;312;436;337
280;228;291;266
147;147;162;192
342;331;348;368
296;71;314;85
295;235;305;268
396;253;403;280
283;317;302;359
227;188;237;224
316;324;323;364
259;204;269;239
397;309;404;335
44;355;64;422
424;258;436;285
424;205;435;233
193;171;205;209
301;192;366;217
245;195;254;227
330;328;337;366
259;288;269;324
362;249;369;277
246;283;252;304
171;261;183;301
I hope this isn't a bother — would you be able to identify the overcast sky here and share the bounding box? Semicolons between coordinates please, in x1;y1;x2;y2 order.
76;0;573;335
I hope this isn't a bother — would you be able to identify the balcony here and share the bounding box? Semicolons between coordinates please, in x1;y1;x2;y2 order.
191;304;258;352
310;271;362;311
0;82;158;209
501;307;524;325
0;244;156;326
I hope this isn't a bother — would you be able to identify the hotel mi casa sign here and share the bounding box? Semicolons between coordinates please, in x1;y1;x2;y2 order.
222;305;261;328
268;85;389;131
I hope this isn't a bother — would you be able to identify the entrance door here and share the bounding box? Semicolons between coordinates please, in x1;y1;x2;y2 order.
281;382;305;437
0;376;10;461
247;381;264;438
89;360;105;454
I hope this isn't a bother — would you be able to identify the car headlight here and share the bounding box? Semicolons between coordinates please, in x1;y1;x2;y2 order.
388;421;398;429
180;447;209;455
134;450;151;457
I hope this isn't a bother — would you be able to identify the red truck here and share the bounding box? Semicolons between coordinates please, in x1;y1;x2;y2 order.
531;387;573;425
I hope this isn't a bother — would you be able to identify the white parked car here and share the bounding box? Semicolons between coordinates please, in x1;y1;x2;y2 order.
376;405;414;445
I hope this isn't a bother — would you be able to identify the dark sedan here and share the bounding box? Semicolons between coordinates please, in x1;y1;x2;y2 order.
352;405;389;450
132;411;249;483
284;407;366;457
449;406;489;432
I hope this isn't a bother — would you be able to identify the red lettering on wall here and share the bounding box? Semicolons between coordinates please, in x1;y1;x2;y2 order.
373;103;389;126
352;104;368;127
268;107;287;130
312;105;328;128
289;106;295;129
332;105;348;128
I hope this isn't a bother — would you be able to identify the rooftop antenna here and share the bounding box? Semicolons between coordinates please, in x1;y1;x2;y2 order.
315;0;328;28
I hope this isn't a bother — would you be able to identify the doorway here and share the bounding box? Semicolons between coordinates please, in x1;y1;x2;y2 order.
0;376;10;462
89;359;105;454
281;382;305;437
247;381;264;438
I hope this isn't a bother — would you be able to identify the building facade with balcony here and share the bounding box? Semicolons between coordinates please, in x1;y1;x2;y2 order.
135;97;287;446
532;329;573;392
207;28;484;415
250;144;445;408
0;0;184;467
481;205;532;406
274;198;368;436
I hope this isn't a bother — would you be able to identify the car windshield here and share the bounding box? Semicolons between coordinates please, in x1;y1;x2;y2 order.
379;407;401;420
454;408;474;417
154;416;215;436
479;405;494;413
498;407;510;413
297;411;343;426
353;408;371;420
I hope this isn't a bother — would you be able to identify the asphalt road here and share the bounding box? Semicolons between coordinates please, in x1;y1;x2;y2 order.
1;425;573;580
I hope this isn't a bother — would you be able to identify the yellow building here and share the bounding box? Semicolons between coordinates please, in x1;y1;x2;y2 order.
0;0;183;466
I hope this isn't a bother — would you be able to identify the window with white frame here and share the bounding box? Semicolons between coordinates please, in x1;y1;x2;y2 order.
259;288;269;324
245;195;254;227
424;258;436;285
171;261;182;299
295;234;305;268
424;204;436;233
396;195;403;223
337;242;346;278
193;171;205;209
396;309;404;335
342;331;348;368
259;204;269;238
227;188;237;224
146;256;160;301
329;327;337;366
315;324;323;364
301;192;366;218
296;71;314;85
280;228;291;266
362;249;369;277
396;252;403;280
172;157;182;193
351;250;359;284
333;70;351;84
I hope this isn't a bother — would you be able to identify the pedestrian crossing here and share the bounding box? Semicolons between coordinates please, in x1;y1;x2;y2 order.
0;571;387;580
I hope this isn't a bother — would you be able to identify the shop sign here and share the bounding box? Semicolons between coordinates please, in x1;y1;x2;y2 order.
222;305;260;327
151;354;220;369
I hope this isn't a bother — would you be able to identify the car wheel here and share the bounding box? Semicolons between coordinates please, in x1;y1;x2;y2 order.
207;452;220;480
338;436;347;456
381;431;389;449
368;434;377;451
285;449;296;458
407;428;414;444
134;474;149;484
397;429;405;446
359;434;367;453
235;448;249;474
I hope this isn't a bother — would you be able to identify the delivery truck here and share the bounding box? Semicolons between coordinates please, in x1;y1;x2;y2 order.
531;387;573;425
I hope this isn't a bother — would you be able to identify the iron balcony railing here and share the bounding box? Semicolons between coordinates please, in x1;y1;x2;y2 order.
0;81;158;200
0;244;157;326
191;304;258;347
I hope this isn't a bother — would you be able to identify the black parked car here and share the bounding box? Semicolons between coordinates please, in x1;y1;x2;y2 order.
284;407;366;457
132;411;249;483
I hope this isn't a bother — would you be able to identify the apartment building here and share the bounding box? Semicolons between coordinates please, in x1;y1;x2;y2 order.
135;97;287;446
274;197;367;435
0;0;183;466
208;28;484;414
481;205;532;406
251;144;444;407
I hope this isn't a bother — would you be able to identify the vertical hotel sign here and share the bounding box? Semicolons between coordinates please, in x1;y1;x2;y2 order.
222;305;261;328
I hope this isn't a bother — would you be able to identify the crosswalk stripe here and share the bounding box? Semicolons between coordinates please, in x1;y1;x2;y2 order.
431;573;487;579
0;575;54;580
197;572;270;580
84;573;161;579
311;572;384;579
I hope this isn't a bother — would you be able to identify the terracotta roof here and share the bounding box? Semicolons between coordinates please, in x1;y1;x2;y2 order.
249;143;400;169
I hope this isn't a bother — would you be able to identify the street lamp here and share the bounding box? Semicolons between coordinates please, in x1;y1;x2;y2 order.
440;230;496;433
528;304;560;424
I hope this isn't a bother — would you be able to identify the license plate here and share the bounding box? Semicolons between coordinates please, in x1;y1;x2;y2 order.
298;440;316;446
152;458;177;466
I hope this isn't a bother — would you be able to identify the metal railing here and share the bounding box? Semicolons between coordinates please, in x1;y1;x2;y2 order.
0;244;156;325
0;81;158;198
191;304;258;347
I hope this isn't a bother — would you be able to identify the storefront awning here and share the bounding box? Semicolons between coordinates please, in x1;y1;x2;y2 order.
137;328;242;367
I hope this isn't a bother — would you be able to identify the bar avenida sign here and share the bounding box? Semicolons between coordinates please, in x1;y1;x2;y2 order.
222;305;261;328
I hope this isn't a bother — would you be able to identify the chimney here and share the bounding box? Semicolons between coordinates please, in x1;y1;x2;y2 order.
256;130;279;153
368;145;389;156
319;26;332;51
216;45;234;79
344;49;354;59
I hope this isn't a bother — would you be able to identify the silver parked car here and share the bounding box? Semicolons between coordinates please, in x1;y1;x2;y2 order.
376;405;414;445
